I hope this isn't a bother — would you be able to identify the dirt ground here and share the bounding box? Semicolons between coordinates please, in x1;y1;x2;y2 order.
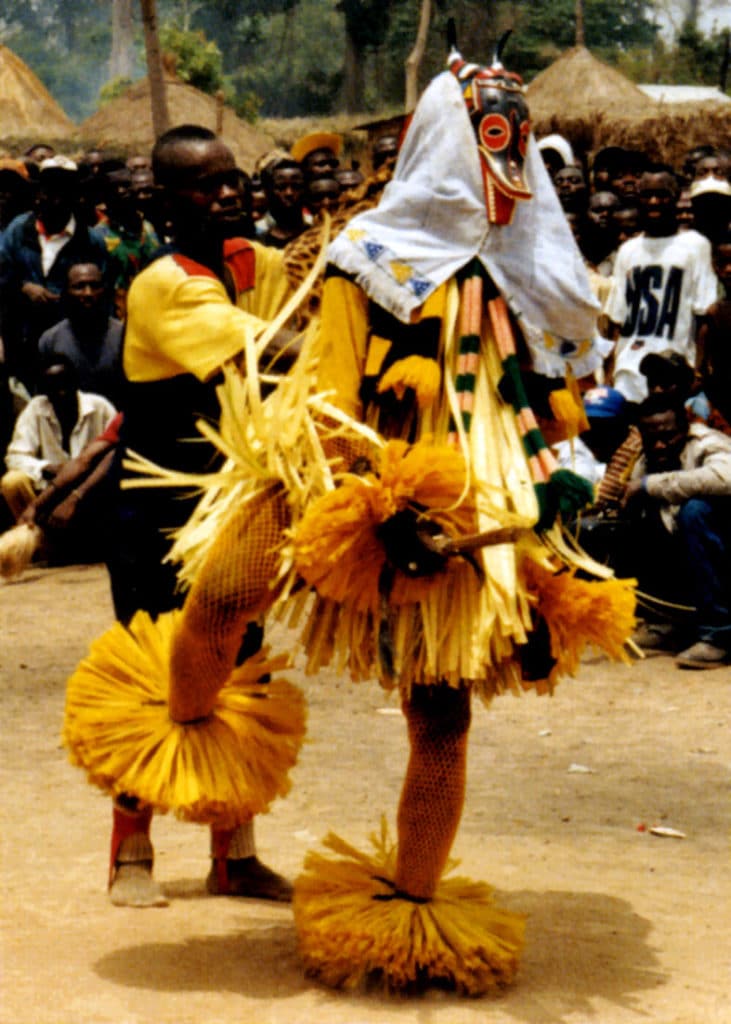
1;562;729;1024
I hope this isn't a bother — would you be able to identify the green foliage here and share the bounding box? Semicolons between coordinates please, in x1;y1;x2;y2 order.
159;23;224;94
670;19;728;85
223;0;344;117
99;75;134;105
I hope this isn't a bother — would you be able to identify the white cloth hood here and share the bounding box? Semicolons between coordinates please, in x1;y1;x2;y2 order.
328;71;599;343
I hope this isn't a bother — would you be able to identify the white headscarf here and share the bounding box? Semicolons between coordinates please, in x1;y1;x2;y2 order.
536;133;576;169
328;72;598;344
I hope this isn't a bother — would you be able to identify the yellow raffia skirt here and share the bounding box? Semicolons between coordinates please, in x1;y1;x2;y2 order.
63;609;306;829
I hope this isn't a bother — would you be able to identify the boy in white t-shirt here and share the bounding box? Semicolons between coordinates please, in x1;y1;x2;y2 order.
604;170;718;403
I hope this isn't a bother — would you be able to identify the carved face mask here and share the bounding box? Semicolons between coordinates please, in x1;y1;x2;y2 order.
448;46;532;225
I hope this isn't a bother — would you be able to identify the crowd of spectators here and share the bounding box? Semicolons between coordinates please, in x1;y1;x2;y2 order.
0;127;729;668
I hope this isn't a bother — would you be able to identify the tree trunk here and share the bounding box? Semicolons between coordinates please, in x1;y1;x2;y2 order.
139;0;170;139
110;0;136;80
405;0;431;111
342;28;366;113
574;0;585;47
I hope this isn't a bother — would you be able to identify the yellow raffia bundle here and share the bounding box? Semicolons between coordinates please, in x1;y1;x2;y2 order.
63;609;306;829
0;523;42;579
522;556;637;686
293;438;477;614
547;386;589;441
293;821;525;995
377;355;442;410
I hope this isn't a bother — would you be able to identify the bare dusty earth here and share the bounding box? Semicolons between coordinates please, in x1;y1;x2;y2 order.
1;563;730;1024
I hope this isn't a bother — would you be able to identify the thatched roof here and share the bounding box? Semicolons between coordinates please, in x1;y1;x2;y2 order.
526;46;731;167
0;45;75;141
526;46;656;126
77;74;275;172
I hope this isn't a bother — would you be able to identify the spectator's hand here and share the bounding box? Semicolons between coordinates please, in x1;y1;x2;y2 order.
620;478;644;509
21;283;59;305
42;463;63;480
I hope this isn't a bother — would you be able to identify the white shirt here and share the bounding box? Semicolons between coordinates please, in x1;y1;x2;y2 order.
38;215;76;276
604;229;718;402
5;390;117;488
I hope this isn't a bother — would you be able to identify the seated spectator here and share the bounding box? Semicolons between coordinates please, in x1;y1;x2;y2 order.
335;163;365;198
620;394;731;669
693;151;727;182
0;156;108;393
612;203;641;247
305;176;342;220
696;233;731;430
130;166;167;242
260;159;308;248
23;143;55;167
590;349;694;515
607;148;649;202
0;159;33;235
590;146;626;191
37;262;124;407
675;188;694;232
554;386;629;490
249;174;269;230
583;190;620;275
553;164;588;216
126;154;152;174
96;164;160;318
17;411;121;565
537;134;575;180
680;144;715;185
1;353;116;522
291;132;341;182
371;133;399;172
688;175;731;247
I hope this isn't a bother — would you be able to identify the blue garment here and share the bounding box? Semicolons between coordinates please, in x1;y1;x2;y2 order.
676;498;731;650
0;212;108;391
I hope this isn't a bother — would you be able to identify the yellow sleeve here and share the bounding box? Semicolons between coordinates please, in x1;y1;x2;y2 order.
124;256;264;383
316;274;370;419
236;242;292;321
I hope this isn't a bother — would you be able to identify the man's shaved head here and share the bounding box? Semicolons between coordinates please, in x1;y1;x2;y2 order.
151;124;219;188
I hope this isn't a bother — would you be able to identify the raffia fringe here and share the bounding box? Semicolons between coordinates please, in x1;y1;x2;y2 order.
63;609;306;829
293;821;525;995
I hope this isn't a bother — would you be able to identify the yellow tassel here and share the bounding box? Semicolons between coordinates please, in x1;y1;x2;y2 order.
63;610;306;829
377;356;442;410
546;384;589;443
293;820;525;995
522;558;637;688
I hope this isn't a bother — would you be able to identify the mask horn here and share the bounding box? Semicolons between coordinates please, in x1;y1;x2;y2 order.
447;17;459;58
493;29;512;68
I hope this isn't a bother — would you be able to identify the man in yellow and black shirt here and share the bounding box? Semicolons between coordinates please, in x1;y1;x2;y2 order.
106;124;293;909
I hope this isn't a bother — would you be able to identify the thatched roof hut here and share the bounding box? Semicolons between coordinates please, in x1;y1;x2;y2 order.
77;73;275;172
0;45;75;143
526;46;656;127
526;46;731;168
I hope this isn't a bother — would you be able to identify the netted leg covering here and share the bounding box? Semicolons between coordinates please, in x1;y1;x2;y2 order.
169;483;289;722
394;683;471;900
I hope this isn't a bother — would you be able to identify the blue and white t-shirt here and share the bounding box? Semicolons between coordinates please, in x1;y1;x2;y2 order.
605;229;718;402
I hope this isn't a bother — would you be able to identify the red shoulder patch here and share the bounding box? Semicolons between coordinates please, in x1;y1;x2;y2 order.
223;237;256;293
172;253;218;280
